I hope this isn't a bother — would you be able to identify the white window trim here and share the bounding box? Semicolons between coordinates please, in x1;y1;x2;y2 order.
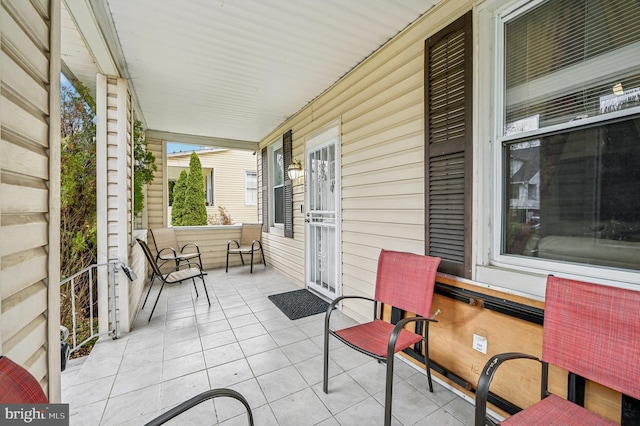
268;139;284;233
245;170;257;206
476;0;640;297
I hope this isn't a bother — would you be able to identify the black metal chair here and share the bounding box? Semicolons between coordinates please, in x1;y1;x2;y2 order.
144;388;254;426
226;223;266;273
143;228;203;309
137;238;210;321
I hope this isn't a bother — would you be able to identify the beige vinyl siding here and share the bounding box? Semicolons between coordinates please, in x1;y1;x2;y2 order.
0;0;61;400
258;0;471;320
257;149;306;285
172;226;244;270
168;149;258;224
146;138;164;229
255;1;624;420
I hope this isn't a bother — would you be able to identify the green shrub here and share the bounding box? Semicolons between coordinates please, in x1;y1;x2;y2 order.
182;152;208;225
171;170;188;226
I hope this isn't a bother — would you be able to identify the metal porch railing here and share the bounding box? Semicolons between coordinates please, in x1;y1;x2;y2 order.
59;261;134;357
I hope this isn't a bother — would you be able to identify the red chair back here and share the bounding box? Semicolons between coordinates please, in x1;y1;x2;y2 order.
0;356;48;403
374;250;441;318
543;276;640;400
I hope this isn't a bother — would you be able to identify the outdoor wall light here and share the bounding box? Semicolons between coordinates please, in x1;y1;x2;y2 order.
287;158;303;180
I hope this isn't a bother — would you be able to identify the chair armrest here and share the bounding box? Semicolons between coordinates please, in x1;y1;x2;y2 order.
144;388;253;426
325;295;375;330
251;240;262;250
180;242;201;254
157;247;179;260
387;316;437;359
475;352;541;426
174;261;205;272
227;239;240;249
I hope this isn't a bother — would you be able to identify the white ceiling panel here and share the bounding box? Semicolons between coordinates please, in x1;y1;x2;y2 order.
62;0;441;143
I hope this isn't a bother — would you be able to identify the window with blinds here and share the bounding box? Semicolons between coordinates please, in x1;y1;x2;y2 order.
500;0;640;273
261;130;294;237
503;0;640;134
425;12;472;278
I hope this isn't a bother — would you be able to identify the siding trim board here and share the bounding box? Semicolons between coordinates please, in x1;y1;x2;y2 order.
424;11;473;278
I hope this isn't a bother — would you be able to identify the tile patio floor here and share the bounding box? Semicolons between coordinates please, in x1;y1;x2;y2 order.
62;266;476;425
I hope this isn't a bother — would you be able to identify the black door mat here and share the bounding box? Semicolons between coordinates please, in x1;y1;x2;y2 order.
268;289;330;320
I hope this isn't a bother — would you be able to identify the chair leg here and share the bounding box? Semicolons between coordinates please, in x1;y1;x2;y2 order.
239;253;245;265
424;325;434;392
200;276;210;305
141;272;156;309
148;282;166;322
250;251;254;273
323;326;330;394
225;250;230;273
260;246;266;267
384;356;395;426
192;278;199;297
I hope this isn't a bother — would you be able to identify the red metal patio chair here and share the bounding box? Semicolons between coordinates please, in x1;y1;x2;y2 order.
323;249;441;426
0;356;48;403
475;275;640;425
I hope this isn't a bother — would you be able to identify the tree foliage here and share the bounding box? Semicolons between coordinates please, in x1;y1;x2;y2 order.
60;82;98;356
171;170;188;226
182;152;208;225
133;120;157;217
60;83;97;278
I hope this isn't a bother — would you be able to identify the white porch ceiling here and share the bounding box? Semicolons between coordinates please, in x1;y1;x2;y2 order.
61;0;441;146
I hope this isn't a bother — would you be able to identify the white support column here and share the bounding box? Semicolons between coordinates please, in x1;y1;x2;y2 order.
96;74;134;334
96;74;109;335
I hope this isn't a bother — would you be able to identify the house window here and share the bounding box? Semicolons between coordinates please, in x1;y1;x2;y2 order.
245;171;257;205
206;170;214;206
270;141;284;226
261;130;293;236
498;0;640;272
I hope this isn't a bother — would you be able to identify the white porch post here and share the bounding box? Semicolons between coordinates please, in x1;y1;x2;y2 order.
96;74;134;334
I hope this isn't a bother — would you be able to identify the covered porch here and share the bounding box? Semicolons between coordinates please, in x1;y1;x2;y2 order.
62;266;475;425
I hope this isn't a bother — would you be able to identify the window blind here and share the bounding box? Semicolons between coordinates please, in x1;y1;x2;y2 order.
504;0;640;133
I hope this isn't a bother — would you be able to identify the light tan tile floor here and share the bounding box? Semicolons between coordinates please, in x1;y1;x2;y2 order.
62;267;475;425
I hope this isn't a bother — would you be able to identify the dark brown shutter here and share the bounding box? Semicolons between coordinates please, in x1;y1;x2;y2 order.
283;129;294;238
261;148;269;232
425;12;472;278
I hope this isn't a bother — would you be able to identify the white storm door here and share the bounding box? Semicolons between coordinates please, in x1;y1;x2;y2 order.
306;128;340;300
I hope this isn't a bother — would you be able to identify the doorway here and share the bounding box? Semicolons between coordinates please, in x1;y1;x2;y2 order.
305;125;341;300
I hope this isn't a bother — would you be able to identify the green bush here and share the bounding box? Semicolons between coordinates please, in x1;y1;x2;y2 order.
133;120;157;217
171;170;188;226
182;152;208;225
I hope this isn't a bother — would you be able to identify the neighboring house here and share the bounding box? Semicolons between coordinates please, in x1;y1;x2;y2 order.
1;0;638;420
167;149;258;224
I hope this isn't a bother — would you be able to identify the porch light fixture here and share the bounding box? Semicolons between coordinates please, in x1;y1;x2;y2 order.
287;158;302;180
